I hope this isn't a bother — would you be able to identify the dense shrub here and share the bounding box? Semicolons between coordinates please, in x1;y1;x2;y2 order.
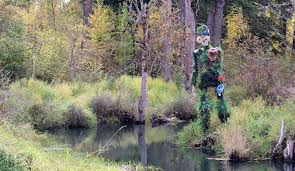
91;95;117;123
65;106;96;128
177;119;204;145
164;95;196;120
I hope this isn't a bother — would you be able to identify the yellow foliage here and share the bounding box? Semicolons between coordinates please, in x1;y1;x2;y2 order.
74;95;90;108
287;13;295;47
55;83;72;100
89;4;115;45
31;94;43;105
225;7;248;45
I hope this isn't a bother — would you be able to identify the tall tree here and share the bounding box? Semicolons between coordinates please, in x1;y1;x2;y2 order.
161;0;172;81
127;0;151;124
178;0;195;91
207;0;225;47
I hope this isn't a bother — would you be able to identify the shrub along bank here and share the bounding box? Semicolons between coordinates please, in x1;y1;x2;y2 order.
177;97;295;160
1;76;195;130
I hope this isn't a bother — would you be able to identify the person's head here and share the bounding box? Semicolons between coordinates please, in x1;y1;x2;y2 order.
196;25;210;46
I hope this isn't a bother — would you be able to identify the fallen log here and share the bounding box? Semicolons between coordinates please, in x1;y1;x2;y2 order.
151;115;182;127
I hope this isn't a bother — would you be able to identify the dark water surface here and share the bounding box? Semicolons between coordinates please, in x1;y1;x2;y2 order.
48;125;294;171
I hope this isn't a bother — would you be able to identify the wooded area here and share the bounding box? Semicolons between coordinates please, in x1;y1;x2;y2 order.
0;0;295;169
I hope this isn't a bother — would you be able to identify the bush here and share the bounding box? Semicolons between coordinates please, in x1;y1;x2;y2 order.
226;85;247;106
221;97;295;159
3;76;191;128
164;95;196;120
28;102;67;130
91;95;117;123
177;119;204;145
65;106;96;128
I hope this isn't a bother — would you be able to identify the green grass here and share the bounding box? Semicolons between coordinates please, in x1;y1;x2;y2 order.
0;123;127;171
0;122;163;171
2;76;194;129
177;96;295;160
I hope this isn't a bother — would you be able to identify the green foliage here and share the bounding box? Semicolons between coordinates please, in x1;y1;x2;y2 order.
3;76;191;128
0;2;29;78
4;79;97;129
221;97;295;159
89;3;116;45
225;85;247;106
177;119;204;145
115;5;134;65
0;151;24;171
178;96;295;160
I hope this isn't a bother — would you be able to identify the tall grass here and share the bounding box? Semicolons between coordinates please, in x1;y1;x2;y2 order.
178;94;295;160
2;76;195;129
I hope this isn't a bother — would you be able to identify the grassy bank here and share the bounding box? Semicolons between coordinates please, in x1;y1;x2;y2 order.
0;122;133;171
177;96;295;160
1;76;195;130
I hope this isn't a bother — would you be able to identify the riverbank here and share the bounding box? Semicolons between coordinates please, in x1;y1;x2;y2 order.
177;97;295;161
0;76;195;130
0;123;123;170
0;76;193;170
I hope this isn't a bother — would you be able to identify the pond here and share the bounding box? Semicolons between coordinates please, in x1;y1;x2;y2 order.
48;124;294;171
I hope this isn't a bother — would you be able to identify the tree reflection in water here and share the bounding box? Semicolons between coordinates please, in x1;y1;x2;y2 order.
48;124;293;171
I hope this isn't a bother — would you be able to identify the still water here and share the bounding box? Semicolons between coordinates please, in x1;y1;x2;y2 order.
49;124;294;171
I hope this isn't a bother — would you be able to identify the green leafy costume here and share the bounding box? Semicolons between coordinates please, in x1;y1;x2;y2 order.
192;25;230;130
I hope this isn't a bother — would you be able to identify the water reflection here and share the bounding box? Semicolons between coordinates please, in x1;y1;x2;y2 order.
48;125;293;171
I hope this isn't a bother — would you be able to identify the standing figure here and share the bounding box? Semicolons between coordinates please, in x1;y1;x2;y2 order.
192;25;230;130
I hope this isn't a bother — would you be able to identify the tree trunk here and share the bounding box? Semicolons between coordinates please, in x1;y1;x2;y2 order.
137;5;149;124
213;0;225;47
207;3;215;39
207;0;225;47
280;16;287;53
136;125;147;167
138;71;147;124
69;38;77;81
82;0;93;27
178;0;195;92
284;137;295;161
49;0;56;29
293;24;295;50
161;0;172;82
